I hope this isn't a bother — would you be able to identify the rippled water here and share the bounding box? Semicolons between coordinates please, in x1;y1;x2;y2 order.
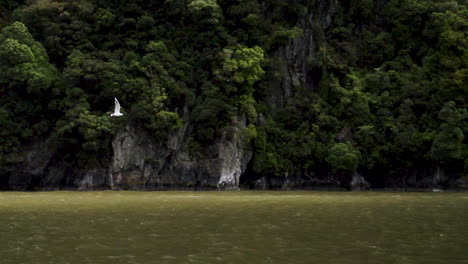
0;191;467;264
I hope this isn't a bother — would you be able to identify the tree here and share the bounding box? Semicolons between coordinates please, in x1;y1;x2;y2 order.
216;44;265;90
0;21;59;165
187;0;223;25
431;101;464;162
327;143;360;174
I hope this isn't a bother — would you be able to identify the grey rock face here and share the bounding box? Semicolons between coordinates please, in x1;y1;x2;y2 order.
109;121;203;189
21;140;53;176
1;140;53;190
1;112;252;190
454;176;468;189
350;172;370;191
216;136;252;190
110;124;163;188
76;169;108;190
108;115;251;190
269;0;337;112
432;165;449;187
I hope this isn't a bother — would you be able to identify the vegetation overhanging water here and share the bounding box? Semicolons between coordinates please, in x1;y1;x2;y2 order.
0;0;467;190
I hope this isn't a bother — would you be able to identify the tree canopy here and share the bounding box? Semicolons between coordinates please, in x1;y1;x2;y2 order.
0;0;466;184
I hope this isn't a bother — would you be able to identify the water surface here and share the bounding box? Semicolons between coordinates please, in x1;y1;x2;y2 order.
0;191;467;264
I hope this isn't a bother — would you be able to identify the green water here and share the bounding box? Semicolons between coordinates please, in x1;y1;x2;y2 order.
0;192;467;264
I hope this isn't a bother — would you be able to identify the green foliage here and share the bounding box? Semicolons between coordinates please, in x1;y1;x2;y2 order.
327;143;360;173
266;26;303;48
0;38;35;64
77;111;115;152
437;101;464;126
252;124;289;176
188;0;223;24
0;0;466;181
239;95;257;122
431;124;464;162
0;21;59;166
217;44;265;89
249;0;467;181
431;101;465;162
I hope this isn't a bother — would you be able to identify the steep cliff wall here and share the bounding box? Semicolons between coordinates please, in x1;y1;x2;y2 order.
0;114;251;191
268;0;337;111
1;0;466;191
109;114;251;190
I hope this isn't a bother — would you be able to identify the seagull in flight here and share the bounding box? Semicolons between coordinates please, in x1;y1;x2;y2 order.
110;98;124;117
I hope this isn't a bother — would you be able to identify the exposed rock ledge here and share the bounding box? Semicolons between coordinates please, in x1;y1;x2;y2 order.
0;115;252;191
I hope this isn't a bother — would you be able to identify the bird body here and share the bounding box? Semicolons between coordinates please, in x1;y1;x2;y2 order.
111;98;124;117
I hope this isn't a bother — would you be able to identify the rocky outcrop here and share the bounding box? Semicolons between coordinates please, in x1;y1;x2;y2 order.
1;131;465;191
454;177;468;189
0;113;252;190
0;0;466;192
269;0;338;112
0;140;54;190
108;114;251;190
216;134;252;190
350;172;370;190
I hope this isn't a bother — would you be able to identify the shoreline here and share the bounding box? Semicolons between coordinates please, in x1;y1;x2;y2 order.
1;187;467;192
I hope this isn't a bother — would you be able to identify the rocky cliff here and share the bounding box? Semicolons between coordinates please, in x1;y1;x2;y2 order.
0;0;337;191
1;0;466;191
268;0;337;111
0;113;252;190
109;114;251;190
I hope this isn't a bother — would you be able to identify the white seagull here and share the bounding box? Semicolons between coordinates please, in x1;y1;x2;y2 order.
110;98;124;117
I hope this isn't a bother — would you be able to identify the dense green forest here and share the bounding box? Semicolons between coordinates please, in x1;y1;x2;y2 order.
0;0;466;188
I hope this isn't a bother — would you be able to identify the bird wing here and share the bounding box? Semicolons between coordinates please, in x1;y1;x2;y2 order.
114;98;121;113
